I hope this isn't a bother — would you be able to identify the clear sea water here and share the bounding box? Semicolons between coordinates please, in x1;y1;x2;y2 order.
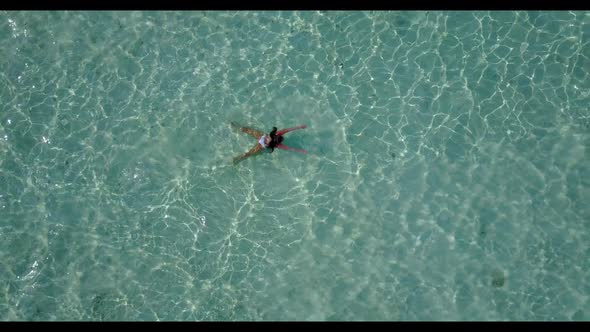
0;11;588;321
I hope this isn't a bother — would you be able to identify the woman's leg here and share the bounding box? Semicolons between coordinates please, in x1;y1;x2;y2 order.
231;122;264;138
232;143;264;164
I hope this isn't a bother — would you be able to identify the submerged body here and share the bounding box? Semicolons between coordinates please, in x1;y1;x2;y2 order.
231;123;307;164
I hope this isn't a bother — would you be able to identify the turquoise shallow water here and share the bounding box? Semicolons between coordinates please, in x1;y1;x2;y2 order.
0;11;589;321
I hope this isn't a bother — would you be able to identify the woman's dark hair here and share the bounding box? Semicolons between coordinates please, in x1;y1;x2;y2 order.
269;127;278;137
267;127;283;152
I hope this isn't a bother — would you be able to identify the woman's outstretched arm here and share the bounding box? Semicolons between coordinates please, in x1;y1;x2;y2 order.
276;144;307;154
276;125;307;136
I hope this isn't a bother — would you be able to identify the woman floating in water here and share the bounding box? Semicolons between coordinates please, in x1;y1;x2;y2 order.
231;122;307;164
